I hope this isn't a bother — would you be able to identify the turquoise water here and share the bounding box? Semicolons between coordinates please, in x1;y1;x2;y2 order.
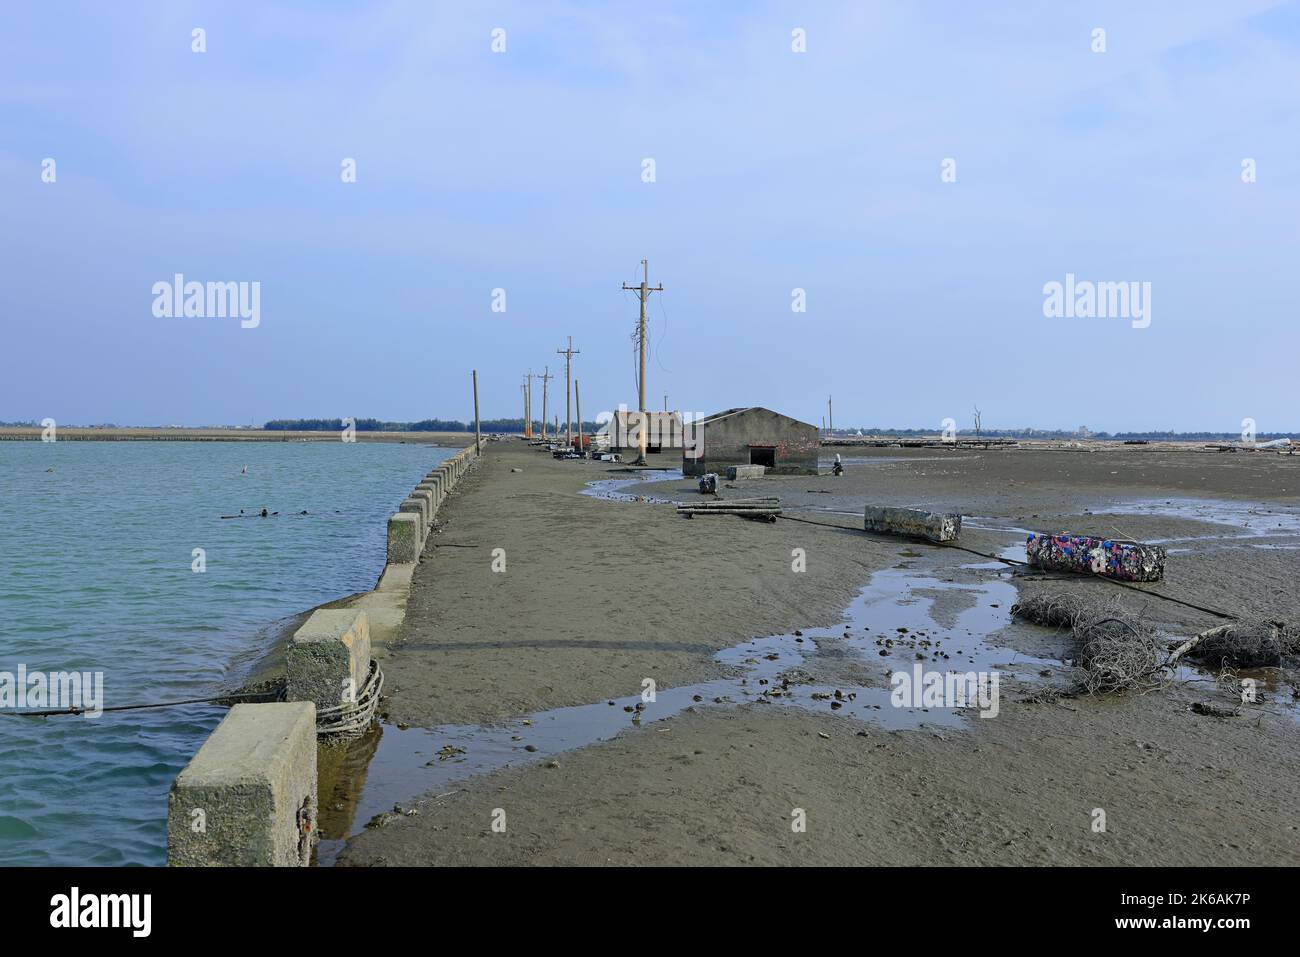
0;440;450;866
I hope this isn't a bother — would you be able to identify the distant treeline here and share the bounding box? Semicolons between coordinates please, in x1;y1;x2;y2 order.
846;428;1295;441
263;418;602;434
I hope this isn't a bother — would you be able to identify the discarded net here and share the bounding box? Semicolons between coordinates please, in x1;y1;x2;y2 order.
1184;620;1297;669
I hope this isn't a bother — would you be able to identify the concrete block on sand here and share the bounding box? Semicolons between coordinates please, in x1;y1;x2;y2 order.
167;702;316;867
286;609;371;710
387;512;421;563
864;505;961;543
727;464;766;480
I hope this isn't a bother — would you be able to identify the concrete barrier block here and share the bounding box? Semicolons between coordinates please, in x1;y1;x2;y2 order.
864;505;961;543
286;609;371;710
399;495;429;533
412;486;434;512
387;512;421;563
166;702;317;867
727;464;766;480
415;483;439;513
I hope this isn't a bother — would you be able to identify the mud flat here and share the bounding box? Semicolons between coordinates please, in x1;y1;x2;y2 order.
335;442;1300;866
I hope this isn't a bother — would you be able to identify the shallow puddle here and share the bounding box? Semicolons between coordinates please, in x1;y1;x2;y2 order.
580;468;682;502
1101;497;1300;548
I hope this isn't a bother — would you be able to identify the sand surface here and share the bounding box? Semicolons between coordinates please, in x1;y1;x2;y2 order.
338;442;1300;866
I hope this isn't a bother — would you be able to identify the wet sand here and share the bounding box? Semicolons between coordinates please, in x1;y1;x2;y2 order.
337;443;1300;866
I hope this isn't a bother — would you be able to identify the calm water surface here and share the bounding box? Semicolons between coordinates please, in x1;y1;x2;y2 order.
0;440;451;865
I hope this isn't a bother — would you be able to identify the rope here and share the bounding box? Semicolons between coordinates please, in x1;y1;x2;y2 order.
0;662;385;736
315;660;384;739
0;689;281;719
773;509;1239;622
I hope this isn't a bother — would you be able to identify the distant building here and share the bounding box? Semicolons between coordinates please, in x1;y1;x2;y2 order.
594;409;684;453
682;407;820;476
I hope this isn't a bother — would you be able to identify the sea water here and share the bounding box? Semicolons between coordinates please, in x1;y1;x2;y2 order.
0;439;451;865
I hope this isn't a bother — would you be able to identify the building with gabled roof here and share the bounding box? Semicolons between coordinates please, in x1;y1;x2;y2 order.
682;406;819;476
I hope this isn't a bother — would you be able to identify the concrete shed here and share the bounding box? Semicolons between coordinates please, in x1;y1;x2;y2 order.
682;407;820;476
595;409;684;453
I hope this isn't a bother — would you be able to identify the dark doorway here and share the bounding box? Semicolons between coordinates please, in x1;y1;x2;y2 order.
749;446;776;468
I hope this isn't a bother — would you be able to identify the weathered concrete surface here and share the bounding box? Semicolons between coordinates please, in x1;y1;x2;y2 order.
286;609;371;710
399;496;429;534
863;504;961;543
416;482;440;511
727;464;766;480
351;564;414;660
167;702;317;867
387;512;421;563
411;486;434;517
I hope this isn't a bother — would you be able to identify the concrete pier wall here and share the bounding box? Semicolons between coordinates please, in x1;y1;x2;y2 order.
168;443;480;865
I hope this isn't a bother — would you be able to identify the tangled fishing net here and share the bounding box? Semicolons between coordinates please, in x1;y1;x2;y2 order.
1071;605;1167;695
1184;619;1300;670
1013;591;1299;696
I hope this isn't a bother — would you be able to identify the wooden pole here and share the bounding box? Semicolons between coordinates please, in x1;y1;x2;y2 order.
622;259;662;465
524;371;533;438
556;337;580;450
575;379;582;455
472;370;481;455
539;367;553;441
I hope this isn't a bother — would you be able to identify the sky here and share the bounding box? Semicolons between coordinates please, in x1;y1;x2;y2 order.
1;0;1298;432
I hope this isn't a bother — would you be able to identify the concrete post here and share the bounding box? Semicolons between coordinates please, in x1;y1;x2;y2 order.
415;483;439;514
387;512;421;563
166;702;317;867
399;495;429;534
286;609;371;711
412;487;434;515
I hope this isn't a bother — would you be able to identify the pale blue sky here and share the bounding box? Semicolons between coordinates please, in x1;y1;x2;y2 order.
2;1;1297;431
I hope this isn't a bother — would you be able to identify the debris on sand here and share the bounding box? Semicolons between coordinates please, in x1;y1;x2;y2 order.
1016;590;1299;697
1191;701;1241;719
1073;607;1168;695
1183;620;1298;669
1010;592;1090;629
1025;532;1166;582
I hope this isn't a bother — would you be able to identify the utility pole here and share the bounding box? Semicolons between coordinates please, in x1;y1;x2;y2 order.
472;370;481;455
663;393;668;412
622;259;663;465
828;395;833;437
575;379;583;457
539;366;553;441
524;371;534;438
556;336;580;449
